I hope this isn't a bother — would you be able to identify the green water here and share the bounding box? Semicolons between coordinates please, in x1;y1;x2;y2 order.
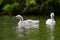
0;15;60;40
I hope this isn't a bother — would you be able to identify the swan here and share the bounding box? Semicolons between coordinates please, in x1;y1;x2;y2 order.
14;15;39;29
46;12;56;31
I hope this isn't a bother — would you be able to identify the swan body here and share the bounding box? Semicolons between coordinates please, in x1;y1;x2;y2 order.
24;20;39;24
46;12;56;27
46;19;55;27
15;15;39;29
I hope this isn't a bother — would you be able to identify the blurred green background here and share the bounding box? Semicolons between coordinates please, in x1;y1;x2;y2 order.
0;0;60;16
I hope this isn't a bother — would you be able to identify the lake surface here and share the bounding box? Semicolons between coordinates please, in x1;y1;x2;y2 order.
0;16;60;40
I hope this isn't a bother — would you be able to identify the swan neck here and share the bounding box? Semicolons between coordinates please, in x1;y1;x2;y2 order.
51;16;54;20
20;17;23;23
18;17;23;26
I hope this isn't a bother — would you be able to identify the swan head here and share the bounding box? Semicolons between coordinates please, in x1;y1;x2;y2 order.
50;12;54;17
50;12;55;20
14;15;23;19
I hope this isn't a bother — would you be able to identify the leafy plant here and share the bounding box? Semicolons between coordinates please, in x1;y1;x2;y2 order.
3;4;13;11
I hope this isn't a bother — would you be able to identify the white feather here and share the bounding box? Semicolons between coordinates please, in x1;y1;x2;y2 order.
15;15;39;29
46;12;56;31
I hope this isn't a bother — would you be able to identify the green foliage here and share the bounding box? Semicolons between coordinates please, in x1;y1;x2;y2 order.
12;2;19;7
0;0;60;15
12;2;19;9
0;0;3;5
29;0;36;5
26;0;36;6
3;4;13;11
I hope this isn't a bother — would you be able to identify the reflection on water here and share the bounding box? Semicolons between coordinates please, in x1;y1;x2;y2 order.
15;26;39;40
46;26;55;40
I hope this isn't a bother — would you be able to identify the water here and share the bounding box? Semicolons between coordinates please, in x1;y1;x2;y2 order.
46;26;55;40
15;25;39;40
0;16;60;40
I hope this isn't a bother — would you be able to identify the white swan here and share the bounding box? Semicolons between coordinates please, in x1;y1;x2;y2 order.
14;15;39;29
46;12;56;40
46;12;56;31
